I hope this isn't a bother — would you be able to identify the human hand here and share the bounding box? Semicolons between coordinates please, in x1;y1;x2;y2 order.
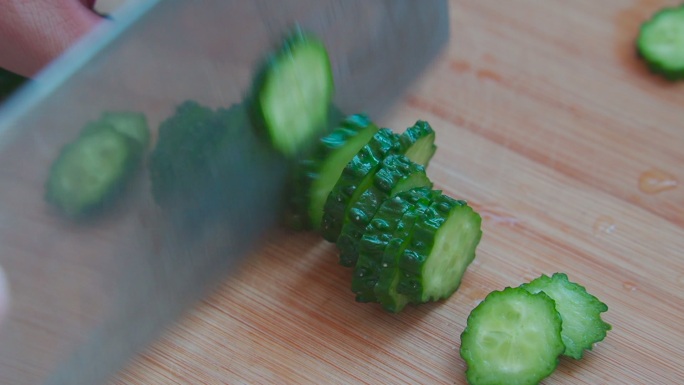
0;0;105;77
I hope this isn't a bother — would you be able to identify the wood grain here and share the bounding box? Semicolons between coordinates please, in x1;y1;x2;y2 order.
110;0;684;384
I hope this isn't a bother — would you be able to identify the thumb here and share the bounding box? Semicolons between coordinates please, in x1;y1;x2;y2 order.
0;0;104;77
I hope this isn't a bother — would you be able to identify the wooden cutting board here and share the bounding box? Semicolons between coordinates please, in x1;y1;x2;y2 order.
110;0;684;383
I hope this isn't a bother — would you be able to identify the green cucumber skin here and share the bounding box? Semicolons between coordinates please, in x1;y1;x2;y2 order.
249;27;334;156
521;272;612;360
303;114;380;230
396;194;482;303
460;287;565;385
321;128;401;244
373;190;439;312
351;187;435;303
45;124;139;218
399;120;437;167
636;5;684;81
336;155;432;267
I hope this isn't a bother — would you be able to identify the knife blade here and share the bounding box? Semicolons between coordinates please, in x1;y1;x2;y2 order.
0;1;449;384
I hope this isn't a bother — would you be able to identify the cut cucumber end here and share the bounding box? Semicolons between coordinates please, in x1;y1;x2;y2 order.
420;204;482;302
636;5;684;80
46;125;135;217
253;30;335;156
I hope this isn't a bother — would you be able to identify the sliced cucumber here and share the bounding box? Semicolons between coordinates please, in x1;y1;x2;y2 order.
373;189;438;312
351;187;435;303
99;111;150;151
300;114;380;230
321;128;401;244
636;5;684;81
399;120;437;167
521;273;612;359
395;194;482;303
45;124;139;218
460;287;565;385
337;155;432;267
250;27;335;156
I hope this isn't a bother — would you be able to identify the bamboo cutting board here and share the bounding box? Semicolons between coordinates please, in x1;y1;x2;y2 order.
110;0;684;383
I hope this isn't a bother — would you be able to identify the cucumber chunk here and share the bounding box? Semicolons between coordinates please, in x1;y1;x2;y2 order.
250;27;335;156
336;155;432;267
304;114;380;230
399;120;437;167
521;273;612;359
460;287;565;385
636;5;684;81
321;128;401;244
45;124;138;217
396;194;482;303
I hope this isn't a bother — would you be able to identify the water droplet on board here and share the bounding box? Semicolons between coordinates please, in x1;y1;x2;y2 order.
593;216;616;236
639;169;678;194
622;281;638;292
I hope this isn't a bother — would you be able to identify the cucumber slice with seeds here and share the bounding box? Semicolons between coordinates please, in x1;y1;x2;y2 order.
460;287;565;385
321;128;401;244
336;155;432;267
250;27;335;156
636;5;684;81
45;124;139;217
521;272;612;359
396;194;482;303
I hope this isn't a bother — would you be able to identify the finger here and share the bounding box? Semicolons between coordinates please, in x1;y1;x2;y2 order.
0;0;105;77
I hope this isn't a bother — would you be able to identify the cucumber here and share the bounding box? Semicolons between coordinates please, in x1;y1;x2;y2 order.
99;111;151;151
521;273;612;360
636;4;684;81
321;128;401;243
301;114;380;230
250;27;335;156
460;287;565;385
399;120;437;167
395;194;482;303
351;187;435;303
372;189;438;312
45;123;140;218
336;155;432;267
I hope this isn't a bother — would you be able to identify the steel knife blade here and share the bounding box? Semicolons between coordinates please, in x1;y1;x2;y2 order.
0;1;449;384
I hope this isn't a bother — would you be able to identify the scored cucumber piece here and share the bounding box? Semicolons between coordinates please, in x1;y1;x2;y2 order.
302;114;380;230
399;120;437;167
636;5;684;81
321;128;401;244
45;124;139;218
337;155;432;267
395;194;482;303
351;187;435;304
460;287;565;385
250;27;335;156
373;189;439;312
521;272;612;360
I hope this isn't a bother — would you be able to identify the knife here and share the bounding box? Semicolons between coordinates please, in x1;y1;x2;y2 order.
0;1;449;384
